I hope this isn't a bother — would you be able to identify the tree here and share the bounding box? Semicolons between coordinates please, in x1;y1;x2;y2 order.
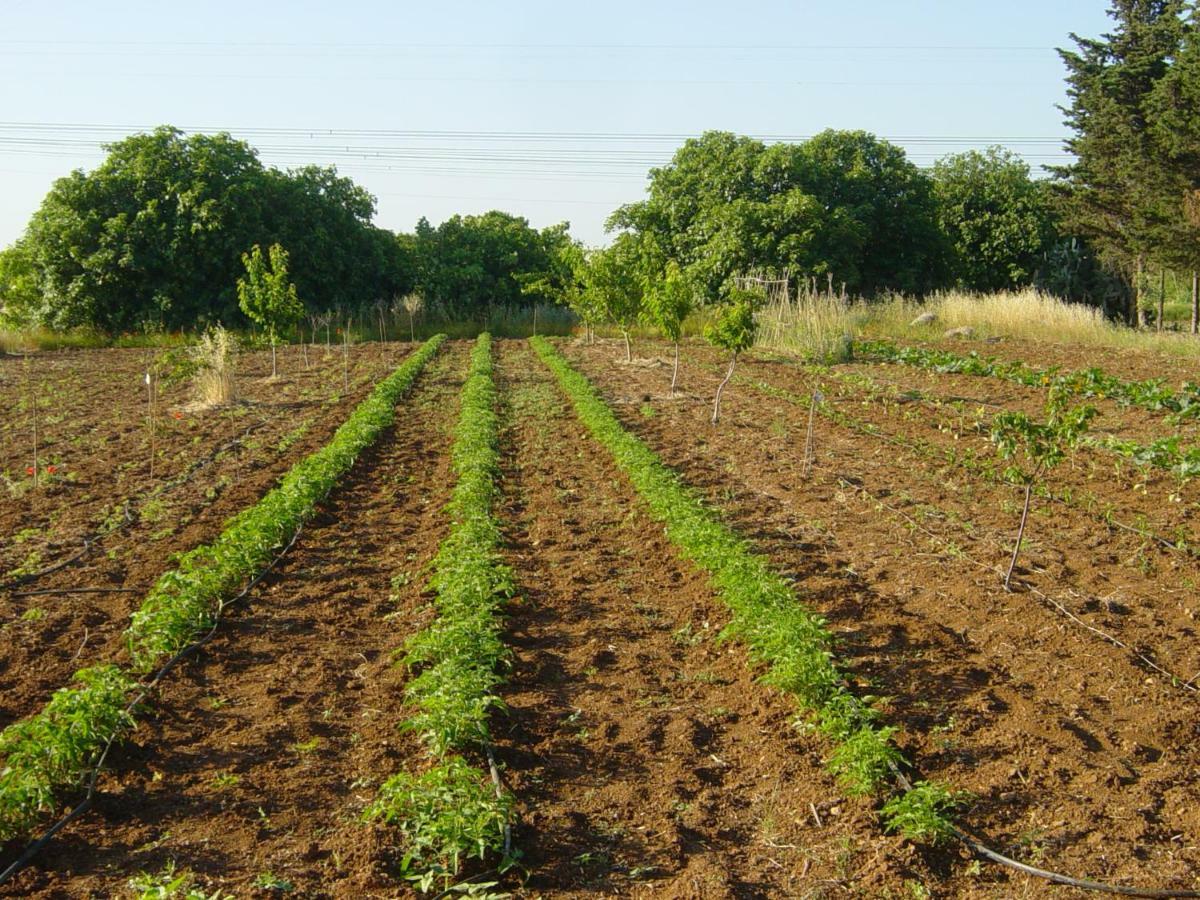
0;241;41;327
932;148;1058;292
8;126;413;333
609;129;945;302
237;243;303;377
1054;1;1187;324
642;260;693;396
704;286;760;424
586;235;644;362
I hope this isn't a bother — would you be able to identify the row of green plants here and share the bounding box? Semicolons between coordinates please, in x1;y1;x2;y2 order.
530;336;962;842
856;338;1200;422
0;336;446;844
365;334;516;893
780;346;1200;484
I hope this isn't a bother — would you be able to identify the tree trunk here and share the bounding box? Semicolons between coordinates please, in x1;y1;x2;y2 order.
1158;269;1165;333
712;352;737;425
1005;483;1033;591
1191;271;1198;336
670;341;680;397
409;312;415;343
1132;256;1143;328
622;329;631;363
270;340;277;379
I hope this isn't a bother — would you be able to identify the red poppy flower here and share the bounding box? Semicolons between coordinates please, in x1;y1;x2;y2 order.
46;465;58;474
26;466;35;476
173;411;184;420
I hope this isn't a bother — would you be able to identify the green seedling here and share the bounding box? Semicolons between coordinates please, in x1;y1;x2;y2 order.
991;390;1095;590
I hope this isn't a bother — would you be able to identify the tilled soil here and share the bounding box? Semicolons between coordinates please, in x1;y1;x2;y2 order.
0;344;408;731
565;338;1200;897
492;341;925;897
1;343;466;898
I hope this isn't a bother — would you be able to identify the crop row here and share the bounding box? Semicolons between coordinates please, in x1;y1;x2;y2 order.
0;335;446;846
855;338;1200;422
530;336;960;842
365;334;515;892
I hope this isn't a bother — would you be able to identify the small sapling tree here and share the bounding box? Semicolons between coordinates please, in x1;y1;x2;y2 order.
588;235;644;362
643;260;693;397
400;291;424;343
237;243;303;378
991;390;1095;589
704;286;760;424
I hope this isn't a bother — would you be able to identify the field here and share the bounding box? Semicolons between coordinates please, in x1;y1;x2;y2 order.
0;335;1197;898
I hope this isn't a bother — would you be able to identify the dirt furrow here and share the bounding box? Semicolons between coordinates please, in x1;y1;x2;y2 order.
2;343;467;898
491;340;928;898
565;339;1200;896
0;346;410;732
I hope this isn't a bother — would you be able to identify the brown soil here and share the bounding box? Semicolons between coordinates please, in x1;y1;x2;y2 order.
564;338;1200;897
0;344;412;731
1;342;467;898
3;337;1197;898
491;341;924;897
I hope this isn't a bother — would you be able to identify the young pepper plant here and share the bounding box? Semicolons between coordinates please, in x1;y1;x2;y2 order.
990;389;1095;590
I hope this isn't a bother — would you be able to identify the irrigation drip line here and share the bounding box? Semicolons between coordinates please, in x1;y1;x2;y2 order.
885;762;1200;898
1;417;271;595
831;469;1198;696
0;524;304;888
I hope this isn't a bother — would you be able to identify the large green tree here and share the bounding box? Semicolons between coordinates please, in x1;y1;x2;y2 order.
412;211;568;318
932;148;1058;292
609;129;945;301
11;126;413;332
1055;0;1187;323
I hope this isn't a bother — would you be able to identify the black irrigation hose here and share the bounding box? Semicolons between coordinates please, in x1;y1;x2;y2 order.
0;524;304;888
885;762;1200;898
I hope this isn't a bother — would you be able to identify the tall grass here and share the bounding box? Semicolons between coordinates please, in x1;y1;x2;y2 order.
756;291;854;363
858;289;1200;356
189;326;237;406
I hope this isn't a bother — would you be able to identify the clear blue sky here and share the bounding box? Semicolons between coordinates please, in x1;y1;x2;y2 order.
0;0;1113;247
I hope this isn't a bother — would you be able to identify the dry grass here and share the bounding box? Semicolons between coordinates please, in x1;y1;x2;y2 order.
858;289;1200;357
756;291;854;362
189;326;237;406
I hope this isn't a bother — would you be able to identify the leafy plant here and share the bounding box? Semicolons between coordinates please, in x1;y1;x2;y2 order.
372;335;515;889
237;243;304;378
703;286;760;424
642;260;694;396
0;665;135;841
991;391;1096;589
365;757;513;889
880;781;966;845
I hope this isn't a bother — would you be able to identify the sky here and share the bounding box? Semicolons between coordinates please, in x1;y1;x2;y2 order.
0;0;1115;247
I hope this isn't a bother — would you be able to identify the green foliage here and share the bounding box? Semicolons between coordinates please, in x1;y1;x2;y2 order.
530;337;938;838
365;757;513;887
991;391;1096;485
585;233;644;337
0;665;135;841
880;781;965;845
703;287;759;354
610;129;945;300
1054;2;1188;320
414;212;569;318
932;148;1058;291
237;243;304;343
0;240;41;327
642;260;693;343
373;335;514;888
14;126;412;332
